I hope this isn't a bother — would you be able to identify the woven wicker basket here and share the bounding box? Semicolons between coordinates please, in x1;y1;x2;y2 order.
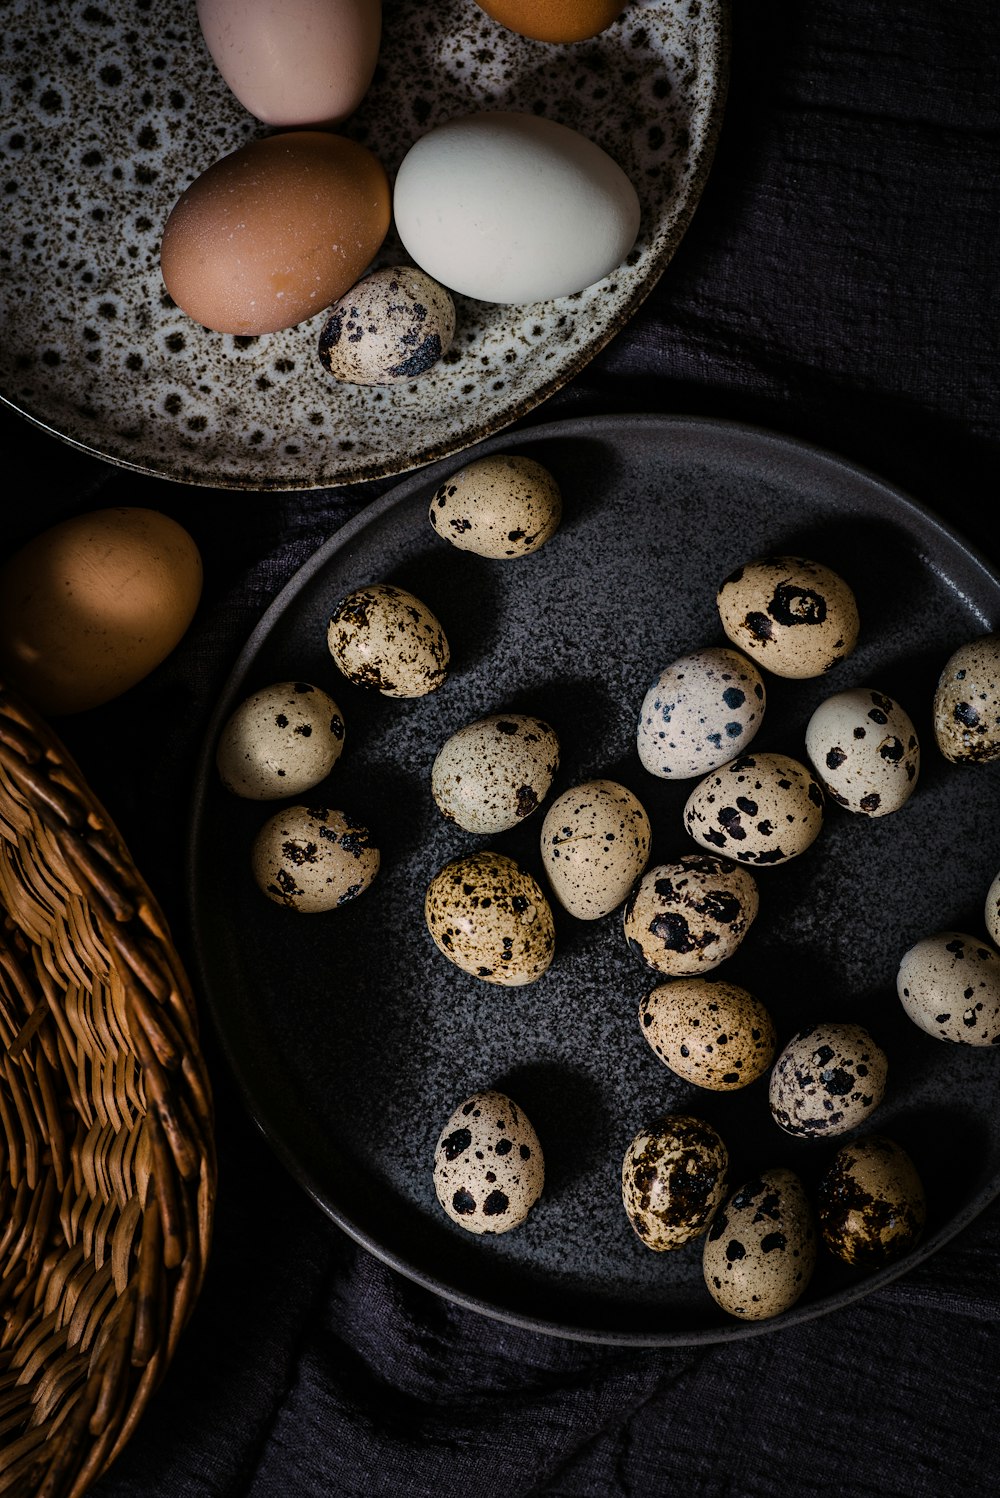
0;682;216;1497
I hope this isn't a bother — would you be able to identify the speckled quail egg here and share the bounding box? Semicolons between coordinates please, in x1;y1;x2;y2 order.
768;1022;888;1138
683;752;825;865
805;687;919;817
896;930;1000;1045
621;1113;729;1252
987;871;1000;947
932;634;1000;763
703;1168;817;1321
317;266;456;385
539;779;651;920
717;555;860;678
816;1135;926;1267
433;1089;544;1234
251;804;379;911
623;854;760;976
636;647;766;780
327;583;449;697
639;978;776;1091
431;713;559;833
424;850;555;985
428;454;562;559
216;681;345;799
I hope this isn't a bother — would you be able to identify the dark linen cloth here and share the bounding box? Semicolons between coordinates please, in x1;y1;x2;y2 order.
2;1;999;1494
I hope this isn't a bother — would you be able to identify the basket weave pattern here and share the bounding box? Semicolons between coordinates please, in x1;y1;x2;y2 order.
0;685;216;1497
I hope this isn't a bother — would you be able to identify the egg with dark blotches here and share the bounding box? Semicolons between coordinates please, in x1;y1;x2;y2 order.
424;851;555;985
703;1168;817;1320
932;634;1000;763
621;1114;729;1252
636;647;766;780
896;931;1000;1045
251;804;379;911
428;454;562;560
987;872;1000;948
805;687;919;817
768;1023;887;1138
327;583;449;697
216;681;345;799
540;779;651;920
816;1135;926;1267
433;1089;544;1234
431;713;559;834
639;978;776;1091
623;853;759;976
717;555;860;679
683;752;825;865
318;266;456;385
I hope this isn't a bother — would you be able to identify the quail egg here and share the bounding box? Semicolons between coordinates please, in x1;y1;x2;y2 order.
216;680;345;799
424;850;555;985
428;454;562;560
683;752;825;865
816;1135;927;1267
768;1022;888;1138
431;713;559;833
717;555;860;678
987;871;1000;947
433;1089;544;1234
621;1114;729;1252
932;634;1000;763
703;1168;817;1321
896;930;1000;1044
539;779;651;920
327;583;449;697
251;804;379;911
318;266;456;385
623;854;760;976
636;646;766;780
805;687;920;816
639;977;776;1091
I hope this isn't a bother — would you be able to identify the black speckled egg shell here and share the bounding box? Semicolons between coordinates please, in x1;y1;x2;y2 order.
768;1022;888;1138
703;1168;817;1320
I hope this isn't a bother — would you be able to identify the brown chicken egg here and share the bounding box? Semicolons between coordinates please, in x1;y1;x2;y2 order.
0;507;202;715
473;0;626;43
160;131;391;335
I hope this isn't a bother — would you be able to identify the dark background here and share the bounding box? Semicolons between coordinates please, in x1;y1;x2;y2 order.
2;1;999;1493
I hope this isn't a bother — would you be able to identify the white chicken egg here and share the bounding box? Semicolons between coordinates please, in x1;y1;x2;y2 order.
392;110;641;304
896;931;1000;1045
539;779;651;920
327;583;449;697
431;713;559;834
428;454;562;559
683;752;825;865
804;687;920;816
216;681;345;799
433;1089;544;1234
251;804;379;911
636;647;766;779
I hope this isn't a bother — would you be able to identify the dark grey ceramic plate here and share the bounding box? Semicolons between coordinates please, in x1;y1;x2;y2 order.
187;413;1000;1344
0;0;727;490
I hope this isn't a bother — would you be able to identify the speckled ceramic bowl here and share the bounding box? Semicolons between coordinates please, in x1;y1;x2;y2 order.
0;0;728;490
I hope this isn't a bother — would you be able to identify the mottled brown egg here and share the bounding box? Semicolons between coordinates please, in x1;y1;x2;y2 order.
623;854;759;976
424;851;555;985
703;1169;817;1320
805;687;920;817
160;131;391;335
431;713;559;833
896;930;1000;1045
639;978;776;1091
251;804;379;911
932;634;1000;763
621;1114;729;1252
428;454;562;560
717;555;860;678
327;583;449;697
683;752;825;866
816;1135;927;1267
540;779;651;919
0;507;202;715
433;1089;544;1234
473;0;625;42
768;1022;888;1138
